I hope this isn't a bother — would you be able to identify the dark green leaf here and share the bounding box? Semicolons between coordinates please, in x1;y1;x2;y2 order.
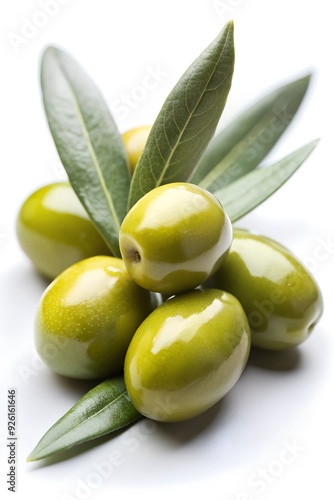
41;47;130;257
214;139;319;222
190;74;311;191
128;21;235;208
27;377;141;462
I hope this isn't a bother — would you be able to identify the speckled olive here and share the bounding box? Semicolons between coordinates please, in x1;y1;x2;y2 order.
34;256;158;380
119;183;232;295
207;228;324;350
124;288;250;422
122;125;151;174
16;182;111;279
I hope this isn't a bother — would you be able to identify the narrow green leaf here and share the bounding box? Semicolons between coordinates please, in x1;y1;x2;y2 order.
27;377;141;462
41;47;131;257
214;139;319;222
190;74;311;191
128;21;235;208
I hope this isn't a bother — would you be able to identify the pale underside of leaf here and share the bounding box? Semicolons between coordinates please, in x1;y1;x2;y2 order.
214;139;319;222
191;74;311;191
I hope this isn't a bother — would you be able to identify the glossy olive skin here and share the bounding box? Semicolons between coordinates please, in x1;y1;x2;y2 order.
35;256;158;380
16;182;111;280
119;183;232;295
122;125;151;174
207;229;323;350
124;288;250;422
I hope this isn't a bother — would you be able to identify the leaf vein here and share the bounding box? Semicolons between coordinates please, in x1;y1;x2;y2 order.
56;53;121;232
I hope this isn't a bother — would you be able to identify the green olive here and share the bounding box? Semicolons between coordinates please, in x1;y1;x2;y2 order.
207;228;324;350
34;256;158;380
16;182;111;279
124;288;250;422
122;125;151;175
119;183;232;295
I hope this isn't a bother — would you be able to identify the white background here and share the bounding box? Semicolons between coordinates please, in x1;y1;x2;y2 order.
1;1;333;499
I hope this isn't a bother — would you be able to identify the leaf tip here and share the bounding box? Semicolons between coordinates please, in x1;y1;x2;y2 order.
223;19;234;36
306;137;321;152
298;72;313;90
41;44;67;68
41;44;57;59
26;444;44;463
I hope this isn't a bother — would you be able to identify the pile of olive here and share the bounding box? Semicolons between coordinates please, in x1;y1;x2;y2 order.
16;126;323;423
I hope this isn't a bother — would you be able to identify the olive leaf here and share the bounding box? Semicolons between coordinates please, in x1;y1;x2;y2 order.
128;21;235;209
190;74;311;191
41;47;130;257
215;139;319;222
27;377;141;462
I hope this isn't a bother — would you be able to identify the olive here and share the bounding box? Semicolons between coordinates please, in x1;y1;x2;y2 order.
124;288;250;422
16;182;111;279
122;125;151;174
34;256;158;379
120;182;232;295
207;228;324;350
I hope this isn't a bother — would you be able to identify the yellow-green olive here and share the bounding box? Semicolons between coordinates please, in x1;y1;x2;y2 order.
124;288;250;422
34;256;158;380
122;125;151;174
119;183;232;295
16;182;111;280
207;228;324;350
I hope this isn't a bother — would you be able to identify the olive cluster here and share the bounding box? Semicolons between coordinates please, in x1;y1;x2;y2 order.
16;127;323;423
